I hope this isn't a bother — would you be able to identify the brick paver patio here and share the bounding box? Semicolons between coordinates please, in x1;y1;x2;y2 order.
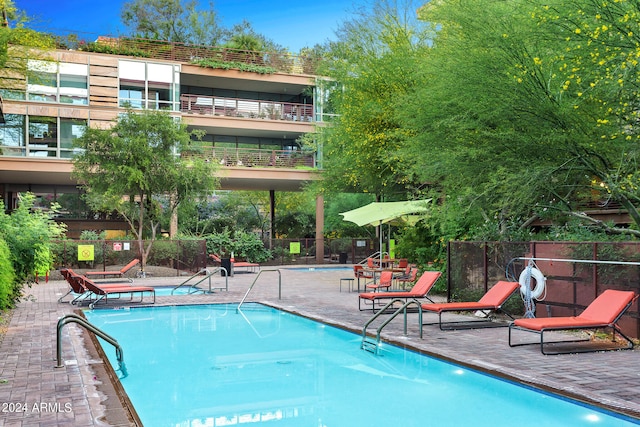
1;266;639;426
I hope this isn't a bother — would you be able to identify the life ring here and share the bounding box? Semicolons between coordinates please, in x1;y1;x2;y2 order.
518;267;546;300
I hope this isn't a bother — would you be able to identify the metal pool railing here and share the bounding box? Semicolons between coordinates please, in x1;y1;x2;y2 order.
237;269;282;312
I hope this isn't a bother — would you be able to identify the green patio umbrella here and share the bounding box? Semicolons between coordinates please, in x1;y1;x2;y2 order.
340;199;432;262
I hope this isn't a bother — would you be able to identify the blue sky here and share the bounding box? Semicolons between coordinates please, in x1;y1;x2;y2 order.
15;0;369;52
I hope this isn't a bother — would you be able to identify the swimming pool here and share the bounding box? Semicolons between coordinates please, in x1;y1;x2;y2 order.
84;304;640;427
152;286;204;296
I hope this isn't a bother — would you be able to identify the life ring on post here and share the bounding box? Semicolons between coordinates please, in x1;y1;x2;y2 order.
518;268;546;300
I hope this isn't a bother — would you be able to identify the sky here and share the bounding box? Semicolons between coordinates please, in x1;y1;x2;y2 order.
14;0;370;52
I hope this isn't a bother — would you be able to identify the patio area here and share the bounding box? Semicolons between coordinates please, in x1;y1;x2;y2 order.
0;266;639;426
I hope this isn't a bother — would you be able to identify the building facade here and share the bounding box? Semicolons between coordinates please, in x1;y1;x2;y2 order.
0;39;328;258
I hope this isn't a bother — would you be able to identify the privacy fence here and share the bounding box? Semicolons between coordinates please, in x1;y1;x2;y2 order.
448;241;640;339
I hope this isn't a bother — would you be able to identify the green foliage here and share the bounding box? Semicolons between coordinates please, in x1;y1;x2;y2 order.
0;237;16;310
77;40;151;57
204;230;271;263
0;193;66;307
121;0;224;46
191;58;276;74
72;109;218;270
318;0;432;199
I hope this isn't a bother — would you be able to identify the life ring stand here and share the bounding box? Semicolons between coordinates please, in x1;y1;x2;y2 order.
518;267;546;300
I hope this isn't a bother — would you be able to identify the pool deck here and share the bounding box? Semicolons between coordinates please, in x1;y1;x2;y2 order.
1;266;639;426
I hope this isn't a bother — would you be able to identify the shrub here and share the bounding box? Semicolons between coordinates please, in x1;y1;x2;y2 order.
0;238;16;310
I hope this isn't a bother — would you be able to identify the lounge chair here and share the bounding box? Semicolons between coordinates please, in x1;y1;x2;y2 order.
79;274;155;309
84;258;140;278
62;269;141;305
58;268;91;304
209;254;259;273
359;271;441;312
508;289;637;355
421;280;520;330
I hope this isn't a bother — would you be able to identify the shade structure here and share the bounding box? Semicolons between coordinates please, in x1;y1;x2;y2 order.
340;199;431;260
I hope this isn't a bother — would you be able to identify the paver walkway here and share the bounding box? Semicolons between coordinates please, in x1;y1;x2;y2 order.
1;266;639;426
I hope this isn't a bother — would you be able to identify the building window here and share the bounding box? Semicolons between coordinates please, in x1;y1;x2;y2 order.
119;60;178;110
59;118;86;159
0;114;26;156
26;60;88;105
28;116;58;157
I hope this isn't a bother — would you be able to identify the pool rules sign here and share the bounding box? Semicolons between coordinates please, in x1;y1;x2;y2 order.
77;245;95;261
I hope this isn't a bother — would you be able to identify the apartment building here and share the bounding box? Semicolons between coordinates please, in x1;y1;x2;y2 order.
0;38;327;257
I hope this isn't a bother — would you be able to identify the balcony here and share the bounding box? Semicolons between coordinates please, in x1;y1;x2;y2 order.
180;94;314;122
182;147;315;169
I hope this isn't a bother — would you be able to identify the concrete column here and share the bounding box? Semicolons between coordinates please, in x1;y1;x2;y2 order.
315;194;324;264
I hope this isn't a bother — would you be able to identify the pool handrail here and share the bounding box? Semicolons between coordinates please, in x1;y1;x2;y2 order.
56;313;128;378
237;269;282;312
171;267;228;294
362;298;423;355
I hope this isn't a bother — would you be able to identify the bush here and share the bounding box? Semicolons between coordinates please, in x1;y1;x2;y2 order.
205;230;271;263
0;238;16;310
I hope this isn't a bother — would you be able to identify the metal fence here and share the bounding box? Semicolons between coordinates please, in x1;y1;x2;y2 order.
52;239;208;275
448;241;640;338
52;238;379;272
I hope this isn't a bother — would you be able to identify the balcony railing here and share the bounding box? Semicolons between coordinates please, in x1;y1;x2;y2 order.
182;147;315;169
180;94;314;122
65;36;322;75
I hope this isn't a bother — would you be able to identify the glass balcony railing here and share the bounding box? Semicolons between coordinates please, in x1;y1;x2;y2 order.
181;147;316;169
180;94;314;122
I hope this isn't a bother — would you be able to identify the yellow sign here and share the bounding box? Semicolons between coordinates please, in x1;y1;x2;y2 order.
78;245;95;261
289;242;301;254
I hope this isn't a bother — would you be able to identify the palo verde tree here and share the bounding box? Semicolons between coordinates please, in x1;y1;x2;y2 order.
72;109;218;273
398;0;640;240
317;0;433;201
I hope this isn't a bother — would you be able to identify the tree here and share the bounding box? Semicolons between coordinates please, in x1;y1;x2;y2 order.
403;0;640;239
316;0;432;200
72;109;218;273
121;0;224;46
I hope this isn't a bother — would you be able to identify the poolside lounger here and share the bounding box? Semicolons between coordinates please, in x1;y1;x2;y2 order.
61;269;139;305
209;254;260;273
508;289;637;355
79;275;155;309
359;271;441;312
84;258;140;278
421;280;520;330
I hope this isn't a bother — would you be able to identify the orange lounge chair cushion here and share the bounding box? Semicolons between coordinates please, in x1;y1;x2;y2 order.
513;289;636;331
421;281;519;313
359;271;441;301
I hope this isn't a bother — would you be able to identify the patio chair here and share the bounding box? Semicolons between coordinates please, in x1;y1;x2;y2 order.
353;264;374;292
84;258;140;279
79;274;156;309
421;280;520;330
359;271;441;312
365;271;393;292
508;289;638;355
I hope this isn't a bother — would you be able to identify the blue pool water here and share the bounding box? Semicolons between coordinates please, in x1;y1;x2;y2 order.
84;304;640;427
152;286;202;296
